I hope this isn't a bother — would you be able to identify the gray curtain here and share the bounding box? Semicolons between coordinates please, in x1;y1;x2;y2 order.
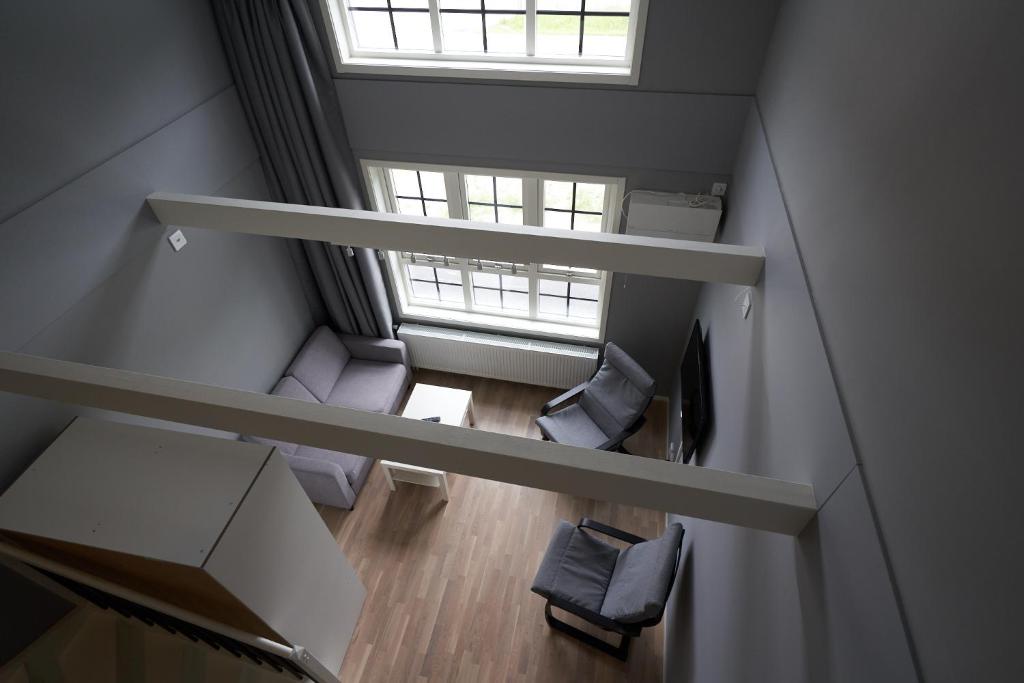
212;0;394;338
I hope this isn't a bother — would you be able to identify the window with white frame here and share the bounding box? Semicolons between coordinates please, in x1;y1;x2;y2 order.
319;0;649;84
364;162;623;340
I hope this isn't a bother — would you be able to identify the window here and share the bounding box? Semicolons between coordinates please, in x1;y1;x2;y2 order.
364;161;624;340
319;0;649;84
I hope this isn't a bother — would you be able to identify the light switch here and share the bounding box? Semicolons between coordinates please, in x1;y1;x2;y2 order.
741;290;752;319
168;229;187;252
711;182;728;196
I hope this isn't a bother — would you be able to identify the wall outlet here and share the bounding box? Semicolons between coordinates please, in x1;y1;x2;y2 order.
168;229;187;252
711;182;728;196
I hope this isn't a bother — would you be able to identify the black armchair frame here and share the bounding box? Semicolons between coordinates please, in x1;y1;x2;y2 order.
540;518;683;661
539;380;653;454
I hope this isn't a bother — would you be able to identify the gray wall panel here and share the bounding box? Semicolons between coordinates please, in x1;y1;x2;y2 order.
0;0;314;657
663;109;914;682
336;78;750;388
638;0;782;94
756;0;1023;679
0;89;260;352
0;0;232;221
337;80;750;175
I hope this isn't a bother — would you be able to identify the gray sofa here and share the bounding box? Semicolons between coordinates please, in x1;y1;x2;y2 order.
244;326;411;509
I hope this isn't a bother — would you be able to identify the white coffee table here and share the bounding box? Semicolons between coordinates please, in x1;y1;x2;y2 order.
379;383;475;501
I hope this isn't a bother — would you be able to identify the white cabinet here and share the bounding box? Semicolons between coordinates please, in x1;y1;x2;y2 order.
0;417;364;675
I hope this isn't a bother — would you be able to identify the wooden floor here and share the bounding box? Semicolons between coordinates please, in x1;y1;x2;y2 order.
317;370;668;683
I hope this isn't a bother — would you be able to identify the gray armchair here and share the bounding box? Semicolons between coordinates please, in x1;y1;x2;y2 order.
536;342;656;452
531;518;684;660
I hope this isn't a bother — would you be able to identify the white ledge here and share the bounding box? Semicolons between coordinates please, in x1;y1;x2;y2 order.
147;193;765;286
0;352;815;535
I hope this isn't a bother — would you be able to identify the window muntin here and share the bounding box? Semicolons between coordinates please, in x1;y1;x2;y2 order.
366;162;622;338
323;0;647;83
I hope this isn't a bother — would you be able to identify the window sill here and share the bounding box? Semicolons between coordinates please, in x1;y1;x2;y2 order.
336;56;639;85
400;305;601;343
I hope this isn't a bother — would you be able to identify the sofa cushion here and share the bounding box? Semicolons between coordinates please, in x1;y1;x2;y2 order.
536;404;609;449
242;376;318;457
293;445;370;486
601;523;683;623
286;326;351;402
327;360;408;414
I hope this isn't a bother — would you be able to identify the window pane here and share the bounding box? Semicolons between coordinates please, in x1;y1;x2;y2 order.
504;275;528;292
497;206;523;224
536;14;580;56
473;271;500;288
487;0;526;9
442;13;484;52
407;264;435;280
587;0;629;9
397;198;425;215
439;0;478;7
351;11;395;50
543;180;573;209
581;15;628;57
571;282;600;299
544;210;572;229
465;175;494;203
486;13;525;54
424;200;450;218
469;203;495;222
474;287;501;307
537;0;581;9
503;291;529;310
411;280;438;300
573;183;605;212
539;294;567;315
495;177;522;205
568;298;598;319
573;212;603;232
419;171;447;199
391;169;420;196
538;279;567;296
352;0;387;6
437;268;462;284
439;283;464;302
393;11;434;51
391;0;429;7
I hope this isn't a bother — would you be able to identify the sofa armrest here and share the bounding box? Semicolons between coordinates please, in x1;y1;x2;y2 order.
286;453;358;510
341;334;410;370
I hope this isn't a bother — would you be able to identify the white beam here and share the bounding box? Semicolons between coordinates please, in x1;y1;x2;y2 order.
147;193;765;286
0;353;814;534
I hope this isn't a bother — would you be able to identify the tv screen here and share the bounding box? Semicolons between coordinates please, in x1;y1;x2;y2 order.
678;320;710;464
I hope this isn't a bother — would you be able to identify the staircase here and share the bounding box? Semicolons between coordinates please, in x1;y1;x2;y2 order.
0;543;337;683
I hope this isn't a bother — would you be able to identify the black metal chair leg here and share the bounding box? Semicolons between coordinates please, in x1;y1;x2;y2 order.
544;603;632;661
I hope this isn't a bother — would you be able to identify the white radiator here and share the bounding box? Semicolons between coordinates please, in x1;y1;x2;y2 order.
397;324;599;389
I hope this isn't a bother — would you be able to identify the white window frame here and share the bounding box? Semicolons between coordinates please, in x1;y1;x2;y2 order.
362;159;623;343
319;0;649;85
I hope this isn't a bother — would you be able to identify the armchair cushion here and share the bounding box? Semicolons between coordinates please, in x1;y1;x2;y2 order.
601;523;684;623
286;326;351;402
579;343;656;438
535;404;609;449
531;521;620;614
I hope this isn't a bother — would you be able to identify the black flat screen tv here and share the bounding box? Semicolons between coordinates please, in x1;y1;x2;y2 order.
678;320;710;464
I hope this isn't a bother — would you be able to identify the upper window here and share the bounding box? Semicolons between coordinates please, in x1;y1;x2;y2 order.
319;0;649;84
363;161;624;341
